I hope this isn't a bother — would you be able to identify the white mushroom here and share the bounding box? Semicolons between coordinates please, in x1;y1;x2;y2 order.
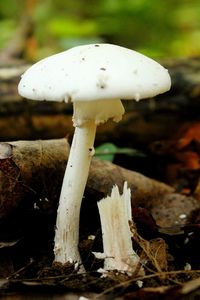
18;43;171;270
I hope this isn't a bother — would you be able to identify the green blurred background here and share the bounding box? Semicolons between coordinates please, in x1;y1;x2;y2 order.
0;0;200;61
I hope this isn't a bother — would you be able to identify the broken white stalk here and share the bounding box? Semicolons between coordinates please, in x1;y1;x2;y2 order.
95;182;144;275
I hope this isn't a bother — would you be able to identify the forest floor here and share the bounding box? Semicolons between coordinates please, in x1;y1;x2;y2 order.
1;135;200;300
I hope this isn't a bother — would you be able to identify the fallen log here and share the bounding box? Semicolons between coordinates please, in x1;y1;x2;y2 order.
0;139;199;227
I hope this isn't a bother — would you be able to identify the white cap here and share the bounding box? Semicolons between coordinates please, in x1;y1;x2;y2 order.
18;44;171;125
18;43;171;103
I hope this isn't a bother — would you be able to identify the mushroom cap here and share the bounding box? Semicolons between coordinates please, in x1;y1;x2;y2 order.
18;44;171;103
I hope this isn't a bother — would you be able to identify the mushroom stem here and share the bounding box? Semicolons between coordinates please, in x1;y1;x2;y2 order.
54;120;96;268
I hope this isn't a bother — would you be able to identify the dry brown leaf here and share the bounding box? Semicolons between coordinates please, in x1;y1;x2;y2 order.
130;221;168;273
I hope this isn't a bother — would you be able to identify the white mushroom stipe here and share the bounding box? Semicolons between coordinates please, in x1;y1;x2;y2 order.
54;120;97;267
94;182;144;275
18;43;171;270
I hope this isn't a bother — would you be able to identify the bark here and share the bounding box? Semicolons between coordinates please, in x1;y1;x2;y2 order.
0;139;199;227
0;57;200;145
